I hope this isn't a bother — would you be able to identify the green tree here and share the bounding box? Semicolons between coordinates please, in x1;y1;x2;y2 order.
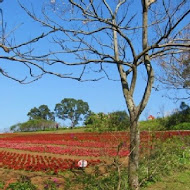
27;105;55;121
54;98;90;128
85;112;109;131
108;111;130;131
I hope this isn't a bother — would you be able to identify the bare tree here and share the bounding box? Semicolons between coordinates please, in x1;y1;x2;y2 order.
157;50;190;101
156;23;190;101
1;0;190;189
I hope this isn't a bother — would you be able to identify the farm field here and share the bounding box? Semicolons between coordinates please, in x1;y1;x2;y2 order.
0;130;190;189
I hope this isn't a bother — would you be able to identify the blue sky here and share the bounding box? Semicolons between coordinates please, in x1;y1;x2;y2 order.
0;0;187;132
0;70;181;132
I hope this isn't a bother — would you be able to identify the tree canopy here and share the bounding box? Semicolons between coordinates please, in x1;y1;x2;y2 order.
27;105;55;121
54;98;90;128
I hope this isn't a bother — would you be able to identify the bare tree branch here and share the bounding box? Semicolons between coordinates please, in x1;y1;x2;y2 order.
1;1;190;187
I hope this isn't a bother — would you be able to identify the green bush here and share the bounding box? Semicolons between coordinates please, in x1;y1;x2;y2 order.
10;119;57;132
162;102;190;130
172;122;190;130
84;112;108;132
139;119;164;131
108;111;130;131
85;111;130;132
163;113;190;130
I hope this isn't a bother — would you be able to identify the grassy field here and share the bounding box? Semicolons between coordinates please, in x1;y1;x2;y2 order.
143;168;190;190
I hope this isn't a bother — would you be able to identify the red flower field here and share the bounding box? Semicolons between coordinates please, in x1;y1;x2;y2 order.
0;130;190;174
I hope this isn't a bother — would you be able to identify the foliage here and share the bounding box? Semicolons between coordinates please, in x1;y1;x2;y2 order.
7;176;37;190
141;169;190;190
160;102;190;130
55;98;90;128
85;111;130;132
10;122;22;132
172;122;190;130
0;181;4;189
139;136;190;188
43;178;59;190
64;165;128;190
10;119;56;132
139;119;164;131
108;111;130;131
27;105;55;121
84;112;109;132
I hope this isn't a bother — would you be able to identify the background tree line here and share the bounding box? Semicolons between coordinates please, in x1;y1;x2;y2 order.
10;100;190;132
10;98;130;132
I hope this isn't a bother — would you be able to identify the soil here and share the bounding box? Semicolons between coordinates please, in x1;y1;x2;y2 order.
0;168;65;190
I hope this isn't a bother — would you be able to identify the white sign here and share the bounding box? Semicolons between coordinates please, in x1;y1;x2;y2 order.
78;160;88;168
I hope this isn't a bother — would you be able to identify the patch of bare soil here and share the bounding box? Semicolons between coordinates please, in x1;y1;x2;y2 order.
0;168;65;190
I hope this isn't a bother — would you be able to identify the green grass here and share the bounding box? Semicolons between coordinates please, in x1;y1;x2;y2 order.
143;168;190;190
0;181;4;189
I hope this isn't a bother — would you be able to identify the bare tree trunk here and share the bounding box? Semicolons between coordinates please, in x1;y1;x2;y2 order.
114;18;141;189
128;116;140;190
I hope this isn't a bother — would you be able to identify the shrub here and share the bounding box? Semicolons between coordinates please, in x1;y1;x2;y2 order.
172;122;190;130
85;111;130;132
10;119;57;132
162;102;190;130
64;165;129;190
108;111;130;131
139;119;164;131
84;112;108;132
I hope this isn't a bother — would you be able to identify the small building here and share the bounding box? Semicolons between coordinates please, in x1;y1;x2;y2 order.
148;115;155;120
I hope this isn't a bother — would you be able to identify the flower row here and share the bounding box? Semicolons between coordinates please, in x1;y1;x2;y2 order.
1;131;190;149
0;151;101;173
0;141;130;157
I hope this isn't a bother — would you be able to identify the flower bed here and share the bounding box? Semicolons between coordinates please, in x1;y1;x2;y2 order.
0;130;189;173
